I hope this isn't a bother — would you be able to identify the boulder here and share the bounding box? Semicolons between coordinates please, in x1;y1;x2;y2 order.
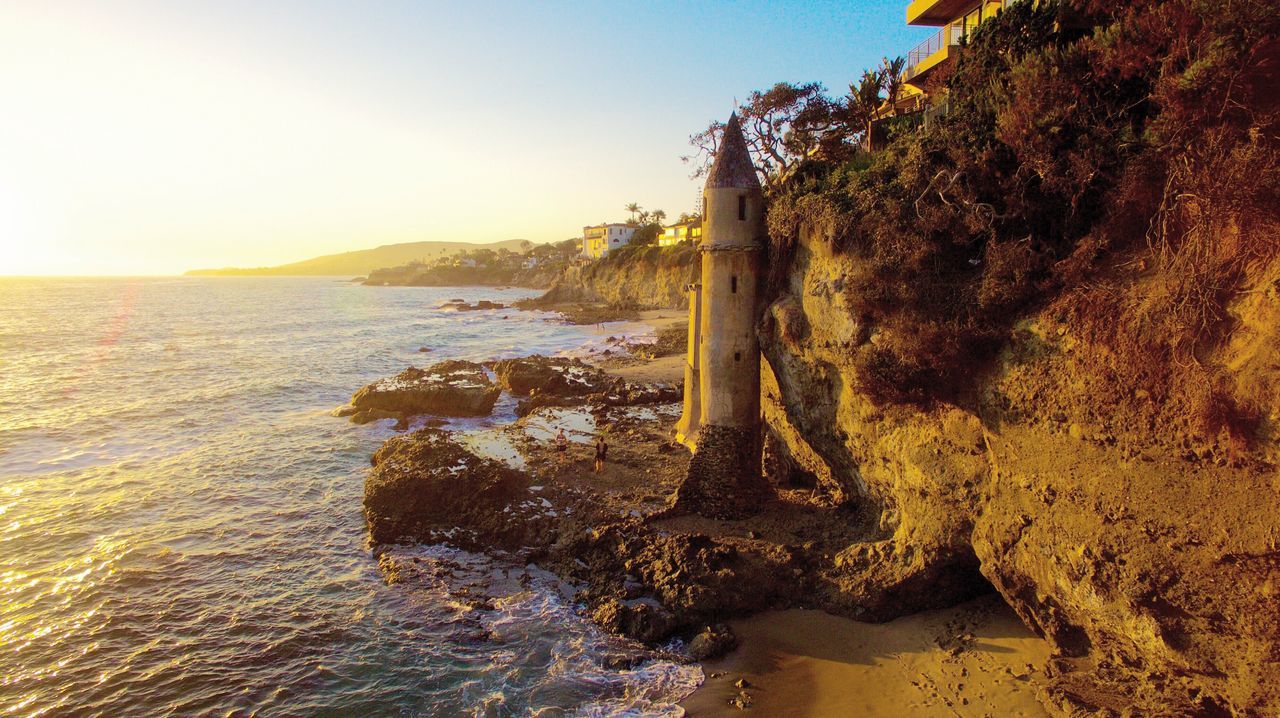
351;360;500;418
688;624;737;661
489;355;616;396
439;299;505;311
350;408;400;425
363;427;527;544
590;597;678;643
512;379;682;418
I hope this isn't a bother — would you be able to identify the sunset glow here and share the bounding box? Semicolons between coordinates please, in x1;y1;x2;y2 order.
0;1;919;276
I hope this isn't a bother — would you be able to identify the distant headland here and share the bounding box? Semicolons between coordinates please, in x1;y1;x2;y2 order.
184;239;536;277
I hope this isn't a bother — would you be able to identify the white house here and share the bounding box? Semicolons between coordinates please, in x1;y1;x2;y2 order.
580;223;638;260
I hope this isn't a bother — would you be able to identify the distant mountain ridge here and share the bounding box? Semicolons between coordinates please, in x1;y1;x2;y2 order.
185;239;536;277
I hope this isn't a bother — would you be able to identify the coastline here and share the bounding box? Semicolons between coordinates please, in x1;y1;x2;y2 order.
581;309;1053;717
351;296;1058;716
580;308;687;384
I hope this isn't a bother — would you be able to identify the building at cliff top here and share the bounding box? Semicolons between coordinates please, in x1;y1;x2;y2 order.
580;223;638;260
870;0;1014;145
657;218;702;248
672;114;771;520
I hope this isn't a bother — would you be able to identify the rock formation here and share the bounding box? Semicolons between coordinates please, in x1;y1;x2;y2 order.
535;243;698;310
489;355;613;396
758;222;1280;715
347;360;501;420
364;427;550;546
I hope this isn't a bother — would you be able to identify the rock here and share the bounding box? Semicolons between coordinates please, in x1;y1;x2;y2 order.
351;360;501;417
331;404;359;417
363;427;531;545
590;597;677;643
600;649;649;671
418;346;432;353
733;678;752;689
758;219;1280;714
439;299;505;312
688;624;737;661
490;355;616;397
350;408;400;425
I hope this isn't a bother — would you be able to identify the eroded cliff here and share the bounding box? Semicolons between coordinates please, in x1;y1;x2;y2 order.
760;220;1280;715
750;2;1279;710
536;244;698;310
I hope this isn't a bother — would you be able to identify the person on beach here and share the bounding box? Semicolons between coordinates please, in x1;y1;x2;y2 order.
594;436;608;473
554;428;569;464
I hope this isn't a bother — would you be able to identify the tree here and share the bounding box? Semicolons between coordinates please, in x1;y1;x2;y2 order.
880;56;907;116
683;81;840;189
637;210;651;224
629;223;661;246
624;203;641;222
844;68;885;135
651;209;667;225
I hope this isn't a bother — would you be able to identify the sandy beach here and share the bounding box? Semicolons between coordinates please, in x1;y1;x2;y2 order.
590;309;687;384
680;594;1051;717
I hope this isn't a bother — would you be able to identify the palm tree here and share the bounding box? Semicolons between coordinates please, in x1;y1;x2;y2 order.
637;210;651;224
880;56;907;116
848;69;885;145
624;203;641;222
651;209;667;226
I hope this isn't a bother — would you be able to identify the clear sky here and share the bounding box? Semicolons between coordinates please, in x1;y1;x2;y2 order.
0;0;928;276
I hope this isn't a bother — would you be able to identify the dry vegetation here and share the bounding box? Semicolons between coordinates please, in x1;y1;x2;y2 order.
764;0;1280;455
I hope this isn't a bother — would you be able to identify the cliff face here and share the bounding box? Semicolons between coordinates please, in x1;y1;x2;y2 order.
537;245;698;309
759;224;1280;715
364;263;563;289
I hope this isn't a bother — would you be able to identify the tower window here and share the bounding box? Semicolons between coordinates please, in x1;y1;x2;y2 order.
731;275;737;294
734;351;741;362
738;195;747;221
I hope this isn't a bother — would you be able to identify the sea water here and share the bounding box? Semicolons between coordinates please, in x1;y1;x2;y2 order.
0;277;698;717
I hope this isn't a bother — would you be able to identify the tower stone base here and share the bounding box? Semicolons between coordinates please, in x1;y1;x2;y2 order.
673;424;770;519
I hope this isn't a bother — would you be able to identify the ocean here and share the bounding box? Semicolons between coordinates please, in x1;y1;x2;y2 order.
0;277;699;717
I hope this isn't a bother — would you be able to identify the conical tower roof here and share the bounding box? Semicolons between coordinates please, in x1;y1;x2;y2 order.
704;113;760;190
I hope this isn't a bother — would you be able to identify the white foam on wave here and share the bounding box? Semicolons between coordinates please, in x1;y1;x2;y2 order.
380;545;702;716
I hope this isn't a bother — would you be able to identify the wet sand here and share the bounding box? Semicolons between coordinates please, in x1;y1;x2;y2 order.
681;594;1051;717
591;309;686;384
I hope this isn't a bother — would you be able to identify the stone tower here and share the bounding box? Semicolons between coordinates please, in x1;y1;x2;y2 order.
673;114;770;519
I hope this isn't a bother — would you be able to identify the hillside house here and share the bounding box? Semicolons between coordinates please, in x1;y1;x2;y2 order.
658;219;702;248
869;0;1014;147
580;223;638;260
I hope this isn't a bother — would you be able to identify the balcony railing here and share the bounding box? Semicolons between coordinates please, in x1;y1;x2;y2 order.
904;23;966;80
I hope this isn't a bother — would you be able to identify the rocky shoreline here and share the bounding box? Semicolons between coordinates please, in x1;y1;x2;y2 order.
340;303;1053;713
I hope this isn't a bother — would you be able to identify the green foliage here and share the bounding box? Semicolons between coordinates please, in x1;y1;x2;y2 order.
629;223;661;247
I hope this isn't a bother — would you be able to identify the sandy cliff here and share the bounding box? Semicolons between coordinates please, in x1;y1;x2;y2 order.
536;245;698;310
759;222;1280;715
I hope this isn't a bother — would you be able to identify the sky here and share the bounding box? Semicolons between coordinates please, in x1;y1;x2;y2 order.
0;0;929;276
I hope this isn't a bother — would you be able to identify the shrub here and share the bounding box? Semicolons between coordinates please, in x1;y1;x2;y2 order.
766;0;1280;424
